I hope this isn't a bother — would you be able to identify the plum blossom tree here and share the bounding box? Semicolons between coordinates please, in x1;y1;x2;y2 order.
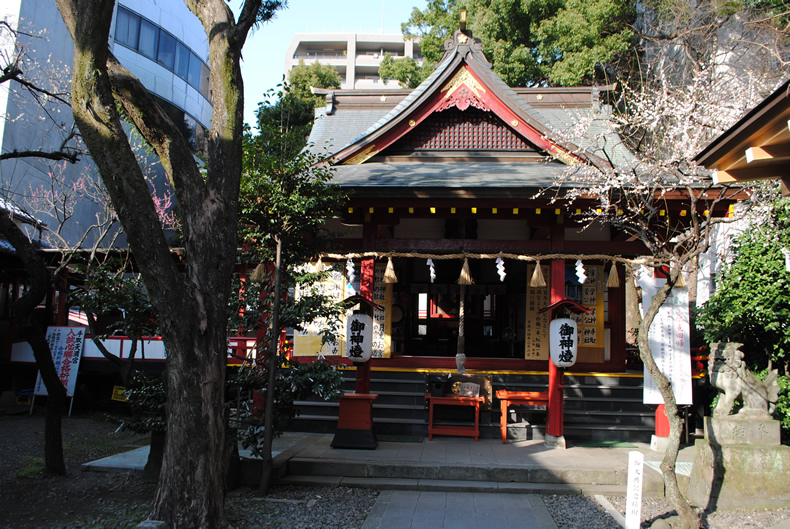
547;2;790;527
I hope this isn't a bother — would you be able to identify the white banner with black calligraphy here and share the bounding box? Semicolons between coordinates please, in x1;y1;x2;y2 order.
638;269;692;405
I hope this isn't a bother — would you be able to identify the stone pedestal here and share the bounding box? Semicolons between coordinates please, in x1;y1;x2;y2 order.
687;417;790;510
331;393;378;450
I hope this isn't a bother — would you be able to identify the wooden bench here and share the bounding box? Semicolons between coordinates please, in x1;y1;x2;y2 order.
495;389;549;443
426;395;486;441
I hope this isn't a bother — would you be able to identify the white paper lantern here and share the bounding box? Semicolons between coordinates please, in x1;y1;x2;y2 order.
549;318;578;367
345;313;373;363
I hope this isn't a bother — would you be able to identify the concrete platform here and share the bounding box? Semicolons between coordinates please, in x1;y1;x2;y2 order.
82;432;700;529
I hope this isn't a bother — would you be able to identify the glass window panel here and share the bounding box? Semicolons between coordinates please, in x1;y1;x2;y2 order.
174;41;190;79
199;62;210;99
157;31;176;69
187;52;202;89
115;7;139;49
138;19;159;60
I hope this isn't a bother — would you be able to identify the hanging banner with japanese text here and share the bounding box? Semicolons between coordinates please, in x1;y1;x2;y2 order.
293;261;391;358
524;264;550;360
570;265;605;348
293;263;344;357
34;327;85;397
638;270;692;405
371;264;392;359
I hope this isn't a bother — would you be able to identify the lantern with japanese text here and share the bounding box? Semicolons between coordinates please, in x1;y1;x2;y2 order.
345;312;373;363
549;318;578;368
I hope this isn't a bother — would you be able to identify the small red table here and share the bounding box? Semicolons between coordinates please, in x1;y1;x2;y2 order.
426;395;485;441
495;390;549;443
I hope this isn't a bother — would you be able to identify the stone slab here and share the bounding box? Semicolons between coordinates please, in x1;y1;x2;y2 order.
687;438;790;510
704;416;780;446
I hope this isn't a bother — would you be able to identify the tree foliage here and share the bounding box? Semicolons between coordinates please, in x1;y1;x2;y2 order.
286;59;341;103
394;0;635;87
379;53;427;88
698;195;790;375
255;66;340;157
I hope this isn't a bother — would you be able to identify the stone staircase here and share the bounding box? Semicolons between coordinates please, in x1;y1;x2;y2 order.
278;453;638;496
288;369;656;443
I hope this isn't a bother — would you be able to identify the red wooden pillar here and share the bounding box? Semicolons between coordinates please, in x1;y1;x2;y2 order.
55;269;68;326
655;404;670;437
546;259;566;446
332;257;379;449
355;258;375;394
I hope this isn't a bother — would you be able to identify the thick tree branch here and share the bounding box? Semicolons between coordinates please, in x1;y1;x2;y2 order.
0;149;79;164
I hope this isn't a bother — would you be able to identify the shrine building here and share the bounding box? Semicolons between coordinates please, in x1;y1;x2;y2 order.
286;25;732;444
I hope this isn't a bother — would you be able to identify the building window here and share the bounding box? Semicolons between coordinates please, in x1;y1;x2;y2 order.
115;8;139;49
157;31;176;70
174;41;190;79
114;6;210;103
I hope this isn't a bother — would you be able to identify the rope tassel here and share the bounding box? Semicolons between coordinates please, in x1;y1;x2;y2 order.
251;262;266;282
607;264;620;288
383;257;398;284
457;258;475;285
530;262;546;287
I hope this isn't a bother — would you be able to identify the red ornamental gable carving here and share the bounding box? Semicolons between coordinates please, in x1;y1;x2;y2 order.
436;86;490;113
391;107;532;151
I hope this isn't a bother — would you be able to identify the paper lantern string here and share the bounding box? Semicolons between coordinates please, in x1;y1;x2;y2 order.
496;256;506;282
346;258;355;285
575;259;587;284
427;259;436;283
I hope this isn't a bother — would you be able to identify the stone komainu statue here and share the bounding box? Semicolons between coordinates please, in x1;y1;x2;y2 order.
709;342;780;418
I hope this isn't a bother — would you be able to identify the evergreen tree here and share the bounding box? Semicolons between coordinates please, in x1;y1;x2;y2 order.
387;0;635;87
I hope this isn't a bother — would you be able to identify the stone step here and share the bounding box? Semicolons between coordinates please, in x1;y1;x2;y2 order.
276;474;630;496
286;457;627;485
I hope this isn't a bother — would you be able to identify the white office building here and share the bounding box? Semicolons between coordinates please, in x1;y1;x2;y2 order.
285;33;422;90
0;0;210;246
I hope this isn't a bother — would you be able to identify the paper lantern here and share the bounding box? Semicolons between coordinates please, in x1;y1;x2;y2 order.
549;318;578;368
345;313;373;363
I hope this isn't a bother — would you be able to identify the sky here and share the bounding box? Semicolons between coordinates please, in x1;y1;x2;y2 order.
237;0;427;126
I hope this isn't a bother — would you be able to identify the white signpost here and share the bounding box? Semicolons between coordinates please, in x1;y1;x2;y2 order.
625;450;645;529
33;327;85;415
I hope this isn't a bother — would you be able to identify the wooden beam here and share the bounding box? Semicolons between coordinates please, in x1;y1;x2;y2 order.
745;144;790;163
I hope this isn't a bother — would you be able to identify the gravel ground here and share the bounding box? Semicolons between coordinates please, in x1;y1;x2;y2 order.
3;413;789;529
226;485;378;529
603;495;790;529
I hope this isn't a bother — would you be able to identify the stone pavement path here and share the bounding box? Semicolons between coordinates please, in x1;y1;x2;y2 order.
361;490;558;529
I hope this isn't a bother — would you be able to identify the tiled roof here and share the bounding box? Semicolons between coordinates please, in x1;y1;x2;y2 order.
306;29;638;180
329;161;578;189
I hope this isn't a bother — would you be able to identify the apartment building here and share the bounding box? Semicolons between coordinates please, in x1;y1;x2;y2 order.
285;33;422;89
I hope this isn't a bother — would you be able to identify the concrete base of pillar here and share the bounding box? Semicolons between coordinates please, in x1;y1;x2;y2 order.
544;433;566;449
651;435;670;452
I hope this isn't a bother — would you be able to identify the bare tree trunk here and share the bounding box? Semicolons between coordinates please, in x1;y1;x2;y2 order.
627;269;699;529
0;214;67;474
259;236;283;495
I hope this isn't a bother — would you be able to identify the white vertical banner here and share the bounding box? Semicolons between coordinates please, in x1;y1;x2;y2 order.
34;327;85;398
625;450;644;529
638;270;692;405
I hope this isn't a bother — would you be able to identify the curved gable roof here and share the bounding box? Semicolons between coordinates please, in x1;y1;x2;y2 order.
329;30;610;170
